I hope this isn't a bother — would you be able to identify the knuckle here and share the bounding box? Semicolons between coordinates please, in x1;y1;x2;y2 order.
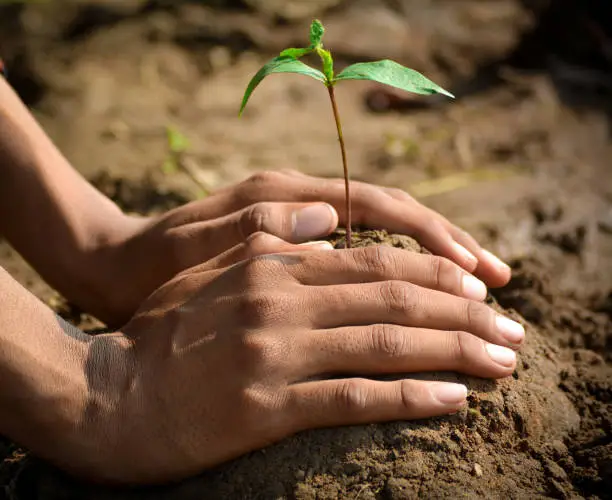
238;386;287;435
247;171;282;189
399;380;419;410
429;255;443;289
465;300;491;331
336;379;369;411
358;245;396;276
246;231;271;245
237;171;283;205
238;334;285;375
430;256;460;291
237;291;284;327
239;334;271;365
371;324;408;358
241;203;276;236
387;187;411;201
237;334;293;386
246;231;278;255
173;265;194;282
253;390;294;439
380;281;418;315
448;331;470;364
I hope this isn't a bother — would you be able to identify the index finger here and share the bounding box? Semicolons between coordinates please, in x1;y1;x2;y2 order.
287;246;488;301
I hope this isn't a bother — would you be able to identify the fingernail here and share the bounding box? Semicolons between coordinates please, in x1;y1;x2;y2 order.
452;242;478;268
485;343;516;367
461;274;487;301
431;383;468;405
482;249;511;272
495;316;525;344
293;204;336;240
299;241;334;250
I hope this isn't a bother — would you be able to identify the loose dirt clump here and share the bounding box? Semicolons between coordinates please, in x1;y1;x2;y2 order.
494;258;612;498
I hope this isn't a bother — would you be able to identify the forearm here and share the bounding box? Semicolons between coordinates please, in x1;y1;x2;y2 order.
0;78;137;297
0;265;129;474
0;264;88;451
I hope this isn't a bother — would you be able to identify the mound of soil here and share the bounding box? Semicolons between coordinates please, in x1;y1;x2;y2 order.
3;230;609;500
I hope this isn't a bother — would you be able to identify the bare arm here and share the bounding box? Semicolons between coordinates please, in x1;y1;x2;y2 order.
0;78;142;311
0;265;119;473
0;264;85;441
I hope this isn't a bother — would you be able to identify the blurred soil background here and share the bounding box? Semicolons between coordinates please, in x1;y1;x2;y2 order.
0;1;611;499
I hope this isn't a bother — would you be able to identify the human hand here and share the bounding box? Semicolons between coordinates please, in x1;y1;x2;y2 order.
81;243;523;484
208;170;512;286
84;171;510;326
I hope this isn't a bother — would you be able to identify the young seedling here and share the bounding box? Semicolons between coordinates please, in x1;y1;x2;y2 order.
162;125;190;176
240;20;454;248
163;125;209;199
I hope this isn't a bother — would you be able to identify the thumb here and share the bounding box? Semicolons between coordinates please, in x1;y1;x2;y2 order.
238;202;339;243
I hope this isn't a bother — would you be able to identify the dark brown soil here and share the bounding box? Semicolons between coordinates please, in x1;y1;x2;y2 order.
1;1;611;499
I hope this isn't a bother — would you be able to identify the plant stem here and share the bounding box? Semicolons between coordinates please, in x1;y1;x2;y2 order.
176;154;210;199
326;84;352;248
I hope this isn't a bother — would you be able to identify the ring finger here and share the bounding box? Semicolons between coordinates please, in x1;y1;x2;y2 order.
297;325;516;380
307;281;525;348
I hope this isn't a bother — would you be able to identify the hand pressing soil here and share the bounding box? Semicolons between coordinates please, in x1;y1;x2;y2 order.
7;230;592;500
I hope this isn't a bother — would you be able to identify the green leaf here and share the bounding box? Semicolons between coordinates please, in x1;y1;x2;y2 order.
279;47;312;59
239;57;326;116
316;47;334;82
309;19;325;48
335;60;454;98
166;126;189;154
162;157;178;174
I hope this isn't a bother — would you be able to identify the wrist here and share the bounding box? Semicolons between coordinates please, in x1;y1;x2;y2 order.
71;330;143;482
70;214;152;324
0;321;135;480
0;316;84;439
21;326;137;480
0;266;137;480
67;330;137;480
34;211;150;326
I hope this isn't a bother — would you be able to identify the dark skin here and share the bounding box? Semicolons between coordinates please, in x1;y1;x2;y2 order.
0;77;521;484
